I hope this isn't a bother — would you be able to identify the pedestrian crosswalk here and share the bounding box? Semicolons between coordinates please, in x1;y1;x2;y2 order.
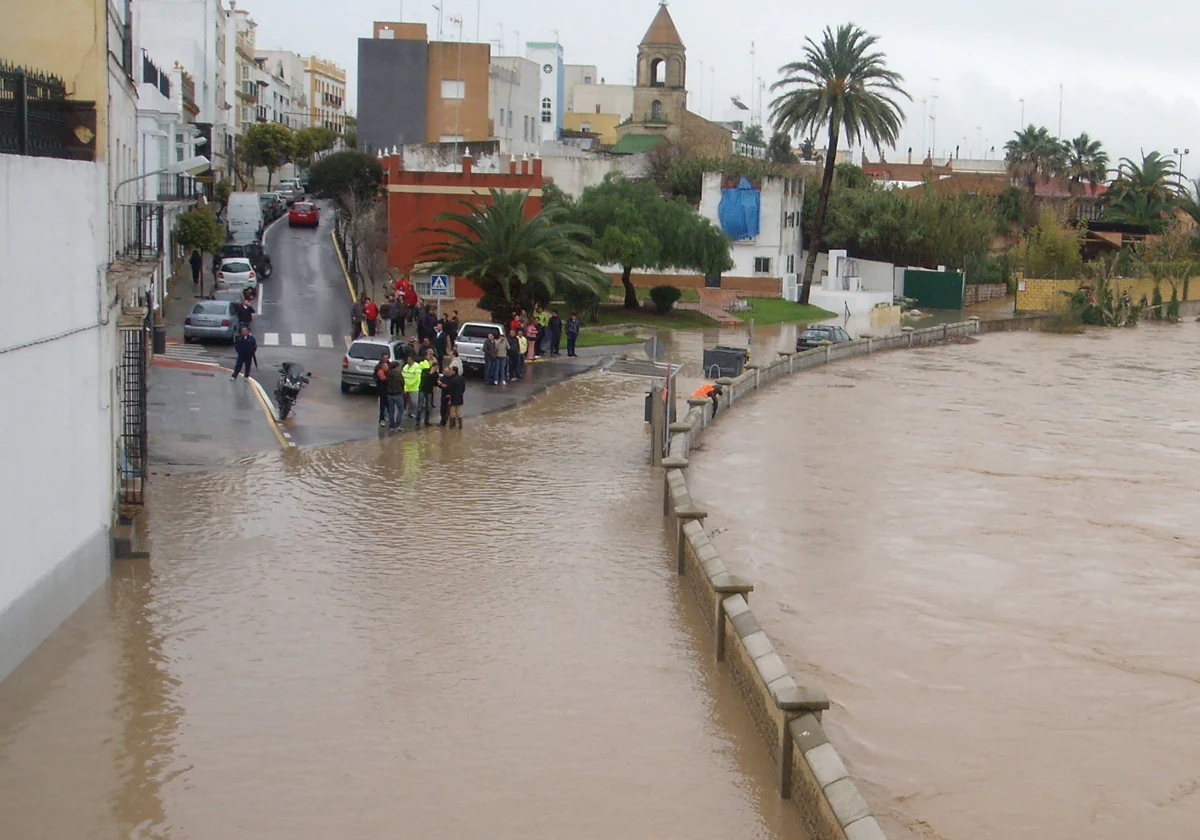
260;332;355;350
160;342;219;363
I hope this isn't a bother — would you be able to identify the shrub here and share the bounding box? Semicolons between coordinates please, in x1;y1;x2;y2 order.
1151;283;1163;320
649;285;683;315
1167;284;1181;322
175;206;225;254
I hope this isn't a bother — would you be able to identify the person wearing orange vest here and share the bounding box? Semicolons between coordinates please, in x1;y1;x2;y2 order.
691;383;724;418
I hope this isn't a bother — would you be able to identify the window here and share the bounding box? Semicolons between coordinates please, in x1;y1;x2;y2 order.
241;65;250;80
540;96;552;123
786;254;795;273
441;79;465;99
581;122;591;132
584;75;593;84
498;110;504;127
754;257;772;273
508;109;512;130
650;100;663;121
650;58;665;87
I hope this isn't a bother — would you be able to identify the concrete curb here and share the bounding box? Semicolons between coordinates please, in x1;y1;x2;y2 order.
657;318;986;839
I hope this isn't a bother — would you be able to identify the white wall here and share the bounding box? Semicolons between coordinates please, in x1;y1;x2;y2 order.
700;172;803;277
489;57;541;157
0;156;118;677
569;84;634;119
541;153;645;198
525;43;563;143
799;251;897;293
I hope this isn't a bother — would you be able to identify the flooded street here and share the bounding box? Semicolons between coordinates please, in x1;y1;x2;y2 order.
688;327;1200;839
0;375;806;840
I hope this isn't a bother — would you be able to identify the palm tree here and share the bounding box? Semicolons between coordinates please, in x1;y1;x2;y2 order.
1004;125;1065;208
1062;133;1109;196
1104;151;1184;232
770;23;908;304
420;189;610;321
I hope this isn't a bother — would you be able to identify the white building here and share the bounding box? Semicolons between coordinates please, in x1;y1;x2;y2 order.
698;171;804;282
569;82;634;120
255;56;294;127
134;0;231;176
525;41;564;144
489;56;541;157
257;50;309;128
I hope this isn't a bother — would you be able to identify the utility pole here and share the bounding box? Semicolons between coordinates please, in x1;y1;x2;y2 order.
1019;97;1025;128
697;59;704;114
920;98;926;159
1057;84;1063;138
750;41;755;125
929;77;939;162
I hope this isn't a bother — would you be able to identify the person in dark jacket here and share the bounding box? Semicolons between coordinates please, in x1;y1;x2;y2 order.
232;327;256;380
433;321;448;365
391;297;408;336
507;328;524;380
548;310;563;356
417;357;439;427
443;368;466;428
351;301;364;340
374;352;391;427
566;313;581;357
233;298;255;330
386;359;405;431
189;249;203;284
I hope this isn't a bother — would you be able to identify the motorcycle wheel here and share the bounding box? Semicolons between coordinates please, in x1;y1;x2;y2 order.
262;261;273;278
277;395;292;419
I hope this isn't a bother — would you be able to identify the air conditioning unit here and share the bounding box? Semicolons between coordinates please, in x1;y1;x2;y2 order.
783;273;799;302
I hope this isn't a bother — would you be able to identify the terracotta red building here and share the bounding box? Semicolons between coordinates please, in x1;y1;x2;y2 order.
381;149;544;300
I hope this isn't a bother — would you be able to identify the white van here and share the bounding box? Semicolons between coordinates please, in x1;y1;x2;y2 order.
226;191;264;244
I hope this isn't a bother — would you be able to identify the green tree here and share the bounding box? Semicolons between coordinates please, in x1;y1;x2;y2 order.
1022;208;1084;279
344;115;359;151
798;136;817;161
307;150;383;210
213;178;232;213
1062;132;1109;196
766;131;797;164
1104;151;1183;231
738;124;765;146
573;175;732;309
1004;125;1065;214
175;206;225;253
420;190;611;323
834;162;870;190
770;23;909;304
240;122;294;189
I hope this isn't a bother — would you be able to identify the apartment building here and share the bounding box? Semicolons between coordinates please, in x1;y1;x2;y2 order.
489;57;541;156
257;50;309;128
304;55;347;132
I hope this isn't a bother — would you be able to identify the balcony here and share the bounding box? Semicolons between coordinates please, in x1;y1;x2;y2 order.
141;51;171;98
322;92;343;108
114;202;165;261
156;172;203;202
236;34;255;62
0;61;98;161
180;71;198;116
236;80;257;103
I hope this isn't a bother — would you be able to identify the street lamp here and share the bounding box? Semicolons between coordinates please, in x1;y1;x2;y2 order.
1174;147;1190;177
112;155;212;204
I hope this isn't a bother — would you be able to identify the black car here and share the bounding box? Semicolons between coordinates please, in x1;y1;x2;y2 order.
796;325;852;350
212;241;272;280
258;192;286;222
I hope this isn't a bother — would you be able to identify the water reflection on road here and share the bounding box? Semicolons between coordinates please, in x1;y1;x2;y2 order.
689;327;1200;840
0;374;807;840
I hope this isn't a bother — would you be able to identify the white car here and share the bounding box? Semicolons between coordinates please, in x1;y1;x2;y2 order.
276;178;304;205
455;321;505;373
216;258;258;292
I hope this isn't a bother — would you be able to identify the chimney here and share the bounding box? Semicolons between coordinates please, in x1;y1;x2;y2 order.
520;153;529;175
462;147;473;176
508;155;517;175
532;155;542;180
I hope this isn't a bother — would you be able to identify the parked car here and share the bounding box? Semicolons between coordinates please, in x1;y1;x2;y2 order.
288;201;319;227
455;321;505;373
796;324;852;351
183;300;237;343
216;258;258;293
341;337;407;393
226;191;264;242
276;178;304;205
212;242;271;280
259;192;285;221
209;288;245;304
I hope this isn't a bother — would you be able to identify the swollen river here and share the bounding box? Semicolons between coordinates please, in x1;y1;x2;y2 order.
689;327;1200;839
0;375;807;840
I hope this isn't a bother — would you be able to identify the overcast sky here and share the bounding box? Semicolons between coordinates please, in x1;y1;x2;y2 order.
251;0;1200;173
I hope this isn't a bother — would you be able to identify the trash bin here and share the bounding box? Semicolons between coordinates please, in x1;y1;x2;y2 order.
702;345;749;378
152;324;167;355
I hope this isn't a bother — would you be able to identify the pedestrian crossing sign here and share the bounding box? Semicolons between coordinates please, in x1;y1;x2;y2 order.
430;274;449;296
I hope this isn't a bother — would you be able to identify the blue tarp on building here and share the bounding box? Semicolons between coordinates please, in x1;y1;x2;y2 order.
717;176;761;241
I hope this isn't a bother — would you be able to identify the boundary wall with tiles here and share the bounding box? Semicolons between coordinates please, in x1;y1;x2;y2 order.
657;319;985;840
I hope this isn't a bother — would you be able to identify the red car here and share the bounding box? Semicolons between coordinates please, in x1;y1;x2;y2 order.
288;201;319;227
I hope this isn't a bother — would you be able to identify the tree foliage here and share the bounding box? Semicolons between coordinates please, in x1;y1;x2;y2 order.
240;122;294;188
1104;151;1182;231
420;190;611;323
649;285;683;315
1062;132;1109;195
175;206;225;254
738;124;766;147
572;175;732;308
659;153;788;204
307;150;383;210
767;131;797;164
770;23;908;303
1021;208;1085;279
291;126;338;167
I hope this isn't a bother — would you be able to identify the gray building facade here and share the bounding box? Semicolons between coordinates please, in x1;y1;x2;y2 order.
356;38;429;152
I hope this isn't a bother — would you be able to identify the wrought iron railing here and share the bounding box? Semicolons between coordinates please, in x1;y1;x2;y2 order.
156;172;202;201
114;203;165;260
118;305;150;505
141;50;171;98
0;61;97;160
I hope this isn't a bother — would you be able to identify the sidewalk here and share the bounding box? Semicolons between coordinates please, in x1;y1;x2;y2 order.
148;359;284;470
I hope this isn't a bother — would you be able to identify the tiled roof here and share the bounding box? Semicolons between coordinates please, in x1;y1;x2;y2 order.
611;134;667;155
641;6;683;46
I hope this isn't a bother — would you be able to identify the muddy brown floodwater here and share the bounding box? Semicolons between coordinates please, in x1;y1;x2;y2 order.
689;327;1200;839
0;375;809;840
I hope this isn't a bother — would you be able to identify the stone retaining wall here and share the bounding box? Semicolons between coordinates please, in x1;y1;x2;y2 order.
657;319;984;840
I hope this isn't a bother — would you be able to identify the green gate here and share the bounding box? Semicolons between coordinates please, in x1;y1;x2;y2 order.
904;269;964;309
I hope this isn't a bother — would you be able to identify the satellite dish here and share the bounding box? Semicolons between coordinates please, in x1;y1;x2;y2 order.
643;336;666;360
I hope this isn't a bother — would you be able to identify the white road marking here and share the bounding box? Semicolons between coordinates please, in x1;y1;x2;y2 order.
264;332;280;346
291;333;307;347
256;290;266;317
318;334;334;348
343;335;352;349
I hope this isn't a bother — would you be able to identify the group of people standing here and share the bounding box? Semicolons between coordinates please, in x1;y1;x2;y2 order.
374;346;466;431
480;308;582;387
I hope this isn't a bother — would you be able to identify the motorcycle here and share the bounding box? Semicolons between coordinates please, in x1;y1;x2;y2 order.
274;361;309;420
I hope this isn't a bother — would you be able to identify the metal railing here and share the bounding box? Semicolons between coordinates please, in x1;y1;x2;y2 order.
114;203;165;260
118;306;150;505
156;172;202;201
0;61;97;160
141;51;170;98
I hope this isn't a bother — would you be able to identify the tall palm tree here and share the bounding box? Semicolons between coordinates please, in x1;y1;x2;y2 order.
1062;133;1109;196
1104;151;1184;232
420;189;609;321
770;23;908;304
1004;125;1065;207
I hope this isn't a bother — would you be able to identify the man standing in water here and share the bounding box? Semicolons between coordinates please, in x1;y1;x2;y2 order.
374;351;391;427
443;365;466;428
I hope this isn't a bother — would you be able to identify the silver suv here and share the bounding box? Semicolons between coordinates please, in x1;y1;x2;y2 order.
455;322;505;373
276;178;305;205
341;337;405;393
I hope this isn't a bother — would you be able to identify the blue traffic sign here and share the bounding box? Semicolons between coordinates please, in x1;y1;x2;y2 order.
429;274;449;296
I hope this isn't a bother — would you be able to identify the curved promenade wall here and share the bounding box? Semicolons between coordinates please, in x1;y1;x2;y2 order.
657;319;986;840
